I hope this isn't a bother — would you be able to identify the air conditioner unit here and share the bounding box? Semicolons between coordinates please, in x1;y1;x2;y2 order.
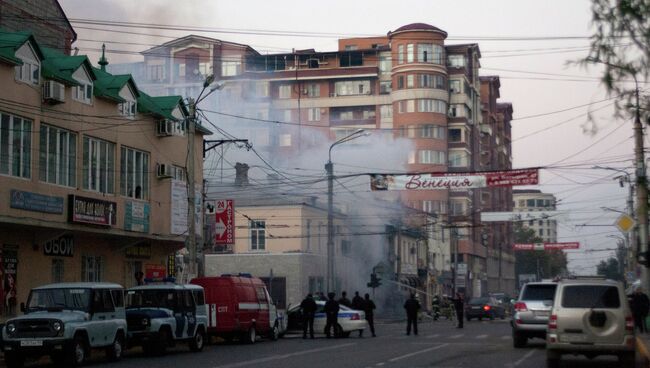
156;120;173;136
156;163;173;178
43;80;65;103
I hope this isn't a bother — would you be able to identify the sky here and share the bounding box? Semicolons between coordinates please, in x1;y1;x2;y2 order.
58;0;640;276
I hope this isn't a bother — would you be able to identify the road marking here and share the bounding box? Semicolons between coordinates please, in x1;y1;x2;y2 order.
426;334;440;339
450;334;463;339
513;349;536;366
212;343;356;368
501;335;510;340
476;334;488;339
388;343;449;362
376;363;385;366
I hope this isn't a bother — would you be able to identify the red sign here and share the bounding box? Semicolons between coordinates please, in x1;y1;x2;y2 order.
485;169;539;187
514;242;580;251
215;200;235;245
145;264;166;281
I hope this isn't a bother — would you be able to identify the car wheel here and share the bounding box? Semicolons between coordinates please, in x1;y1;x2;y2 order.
190;328;205;352
147;328;169;356
106;333;124;361
618;352;635;368
66;336;87;367
5;352;25;368
546;350;560;368
245;326;256;344
512;331;527;348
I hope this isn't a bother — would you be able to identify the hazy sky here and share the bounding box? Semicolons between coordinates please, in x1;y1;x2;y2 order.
59;0;638;275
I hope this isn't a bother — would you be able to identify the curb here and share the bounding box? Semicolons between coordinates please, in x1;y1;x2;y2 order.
637;336;650;367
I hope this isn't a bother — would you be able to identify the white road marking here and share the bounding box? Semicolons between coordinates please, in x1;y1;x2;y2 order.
212;343;356;368
450;334;464;339
388;343;449;362
513;349;536;366
376;363;385;366
426;334;440;338
476;334;488;339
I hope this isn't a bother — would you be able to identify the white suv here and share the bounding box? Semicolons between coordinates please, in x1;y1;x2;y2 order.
546;278;635;368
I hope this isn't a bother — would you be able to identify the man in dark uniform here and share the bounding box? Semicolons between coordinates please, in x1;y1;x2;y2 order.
300;293;317;339
404;293;421;335
339;291;351;308
352;291;364;310
450;292;464;328
324;292;340;338
364;293;377;337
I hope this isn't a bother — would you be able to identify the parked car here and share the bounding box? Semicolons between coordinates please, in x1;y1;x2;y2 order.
191;274;283;343
465;296;506;321
125;284;207;355
546;278;635;368
1;282;127;368
286;300;367;337
511;281;557;348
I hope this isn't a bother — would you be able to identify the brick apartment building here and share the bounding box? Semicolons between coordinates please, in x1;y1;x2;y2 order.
112;22;515;298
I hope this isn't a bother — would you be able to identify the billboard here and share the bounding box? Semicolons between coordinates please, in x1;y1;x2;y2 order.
215;200;235;245
369;168;538;191
514;242;580;251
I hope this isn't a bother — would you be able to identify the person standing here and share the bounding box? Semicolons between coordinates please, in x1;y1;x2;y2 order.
324;292;340;338
339;291;351;308
431;295;441;321
404;293;421;335
631;287;650;333
352;291;364;310
363;293;377;337
450;292;464;328
300;293;317;339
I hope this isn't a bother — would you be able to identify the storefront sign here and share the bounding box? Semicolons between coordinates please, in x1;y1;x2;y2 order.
124;201;150;233
125;243;151;259
145;264;167;281
167;254;176;278
43;235;74;257
3;247;18;313
10;190;64;214
215;200;235;245
68;195;116;226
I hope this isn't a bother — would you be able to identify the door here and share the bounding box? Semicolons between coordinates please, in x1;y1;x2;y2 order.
255;286;270;332
89;289;115;347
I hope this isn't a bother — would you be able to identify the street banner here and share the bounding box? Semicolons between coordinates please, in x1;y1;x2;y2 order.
481;210;564;222
215;200;235;245
514;242;580;251
369;168;538;191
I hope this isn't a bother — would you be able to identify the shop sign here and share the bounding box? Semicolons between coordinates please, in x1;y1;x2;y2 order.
3;247;18;312
167;254;176;278
125;243;151;259
215;200;234;245
44;235;74;257
10;190;64;214
124;201;150;233
145;264;166;281
68;195;116;226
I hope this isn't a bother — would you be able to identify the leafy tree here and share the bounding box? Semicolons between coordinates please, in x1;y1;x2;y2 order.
514;223;568;280
596;257;623;280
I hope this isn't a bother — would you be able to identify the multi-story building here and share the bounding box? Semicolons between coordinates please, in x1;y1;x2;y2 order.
112;22;514;298
513;190;558;242
0;29;209;318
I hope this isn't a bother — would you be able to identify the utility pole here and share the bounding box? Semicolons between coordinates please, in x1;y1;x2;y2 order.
632;76;649;292
326;160;334;293
187;97;197;282
452;227;458;296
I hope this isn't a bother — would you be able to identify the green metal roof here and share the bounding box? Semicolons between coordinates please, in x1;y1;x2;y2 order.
137;93;211;135
0;29;43;66
40;47;95;86
92;66;140;103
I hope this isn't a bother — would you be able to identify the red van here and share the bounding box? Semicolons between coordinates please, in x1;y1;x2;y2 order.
190;274;283;343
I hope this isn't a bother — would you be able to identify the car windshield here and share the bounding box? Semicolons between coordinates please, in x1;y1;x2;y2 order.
561;285;620;308
469;297;489;305
521;284;556;301
126;290;179;311
26;288;91;312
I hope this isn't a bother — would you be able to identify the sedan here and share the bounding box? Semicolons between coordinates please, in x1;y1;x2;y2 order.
287;300;368;337
466;297;506;321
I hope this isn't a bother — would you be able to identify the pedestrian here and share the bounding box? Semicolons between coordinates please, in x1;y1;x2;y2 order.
450;292;464;328
324;292;340;338
339;291;351;308
431;295;441;321
363;293;377;337
352;291;364;310
404;293;421;335
631;287;650;333
300;293;317;339
317;291;327;301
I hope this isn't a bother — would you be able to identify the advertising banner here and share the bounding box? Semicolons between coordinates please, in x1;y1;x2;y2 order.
68;195;116;226
514;242;580;251
369;168;538;191
215;200;235;245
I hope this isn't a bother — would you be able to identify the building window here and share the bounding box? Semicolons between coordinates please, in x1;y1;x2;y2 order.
120;146;149;200
341;240;351;256
199;62;212;76
417;44;444;64
398;45;404;64
448;55;466;67
52;259;64;283
397;76;404;89
421;124;445;139
419;74;445;89
306;83;320;97
448;151;467;167
448;128;463;142
398;100;415;113
449;80;462;94
450;200;467;216
379;54;392;73
119;100;136;118
306;219;312;251
279;84;291;99
15;56;40;85
73;84;93;104
529;220;534;226
39;124;76;187
254;81;269;97
221;61;241;76
538;229;544;236
418;99;446;113
146;65;164;81
177;63;186;77
406;44;414;63
307;108;320;121
81;255;103;282
82;136;115;194
0;112;32;178
380;105;393;119
418;150;445;164
380;80;392;94
407;75;414;88
335;80;370;96
172;165;185;181
279;133;291;147
250;220;266;251
526;199;536;207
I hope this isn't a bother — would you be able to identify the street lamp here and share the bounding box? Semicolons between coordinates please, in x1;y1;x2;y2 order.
326;129;368;292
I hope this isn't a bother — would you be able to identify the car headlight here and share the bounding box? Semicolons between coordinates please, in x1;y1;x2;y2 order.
52;321;62;332
6;323;16;334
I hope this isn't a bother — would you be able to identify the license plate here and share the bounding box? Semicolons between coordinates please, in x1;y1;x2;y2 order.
20;340;43;347
471;306;480;310
560;334;586;343
535;311;550;317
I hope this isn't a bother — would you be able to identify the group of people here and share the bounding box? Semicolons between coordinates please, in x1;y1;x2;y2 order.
300;291;376;339
630;287;650;333
404;292;465;335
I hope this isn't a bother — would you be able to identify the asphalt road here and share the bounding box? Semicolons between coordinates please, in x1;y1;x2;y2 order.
18;318;643;368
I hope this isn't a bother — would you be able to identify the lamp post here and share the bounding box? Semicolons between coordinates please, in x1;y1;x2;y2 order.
326;129;367;292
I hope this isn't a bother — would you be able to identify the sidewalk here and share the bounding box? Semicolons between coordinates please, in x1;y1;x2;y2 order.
638;334;650;367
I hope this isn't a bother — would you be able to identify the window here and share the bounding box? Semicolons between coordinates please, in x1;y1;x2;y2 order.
380;105;393;119
450;200;467;215
527;199;536;207
52;259;64;283
529;220;534;226
448;151;467;167
448;128;462;142
539;229;543;236
418;99;446;113
119;100;136;118
254;81;269;97
0;112;32;178
81;255;103;282
279;133;291;147
335;80;370;96
419;74;445;89
307;108;320;122
344;45;357;51
15;46;40;85
398;45;404;64
421;125;444;139
221;61;241;76
379;54;392;73
250;220;266;251
448;54;466;67
407;75;414;88
406;44;414;63
449;80;462;94
306;83;320;97
146;65;164;81
172;165;185;182
83;136;115;194
380;81;392;94
522;284;557;300
306;219;311;251
397;76;404;89
73;84;93;104
283;109;292;122
279;84;291;99
199;62;212;76
398;100;415;113
39;124;76;187
120;146;149;200
177;63;186;77
341;240;351;256
417;44;444;64
561;286;620;308
418;150;445;164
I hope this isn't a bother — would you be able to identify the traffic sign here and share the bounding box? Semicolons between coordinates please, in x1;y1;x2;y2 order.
215;200;234;245
615;214;635;233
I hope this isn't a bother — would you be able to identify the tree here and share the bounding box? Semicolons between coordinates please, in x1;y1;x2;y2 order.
597;257;623;280
514;223;568;281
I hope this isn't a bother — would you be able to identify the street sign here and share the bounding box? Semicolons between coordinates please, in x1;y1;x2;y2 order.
215;200;235;245
456;263;467;275
481;211;564;222
514;242;579;251
615;214;635;233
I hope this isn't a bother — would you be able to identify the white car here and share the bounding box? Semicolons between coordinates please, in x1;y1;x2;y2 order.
287;300;368;337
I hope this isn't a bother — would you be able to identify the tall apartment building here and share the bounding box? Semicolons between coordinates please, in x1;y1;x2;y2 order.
513;190;558;242
112;22;515;297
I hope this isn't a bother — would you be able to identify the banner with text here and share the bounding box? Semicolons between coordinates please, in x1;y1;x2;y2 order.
513;242;580;251
369;169;539;191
